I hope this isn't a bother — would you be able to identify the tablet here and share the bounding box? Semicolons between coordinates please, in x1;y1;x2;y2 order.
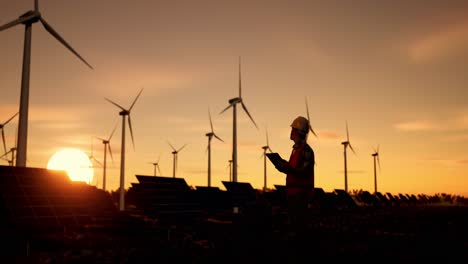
266;152;284;167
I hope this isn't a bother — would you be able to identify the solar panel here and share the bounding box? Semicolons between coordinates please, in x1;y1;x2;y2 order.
0;165;118;233
333;189;358;209
127;175;203;223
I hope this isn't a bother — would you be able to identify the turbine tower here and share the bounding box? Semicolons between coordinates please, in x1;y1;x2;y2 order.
261;128;273;191
0;0;93;167
341;121;356;192
227;159;233;182
96;124;117;191
220;56;258;182
1;112;19;155
372;145;381;194
206;108;224;187
105;88;143;211
168;142;186;178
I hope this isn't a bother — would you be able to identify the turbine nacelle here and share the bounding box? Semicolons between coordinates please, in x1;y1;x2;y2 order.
119;110;130;116
228;97;242;104
19;10;40;24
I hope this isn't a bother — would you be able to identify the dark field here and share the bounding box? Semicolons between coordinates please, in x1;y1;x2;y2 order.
1;166;467;263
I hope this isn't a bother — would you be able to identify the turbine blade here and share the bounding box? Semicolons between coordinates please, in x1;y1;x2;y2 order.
178;144;187;152
305;97;311;121
105;98;126;111
346;121;350;142
108;124;118;141
310;127;318;138
240;102;258;129
305;97;317;137
156;164;162;175
107;143;114;163
39;18;93;69
3;112;19;125
129;88;144;111
0;149;12;159
128;115;135;150
214;133;224;142
219;103;233;114
209;108;214;133
1;130;6;154
268;146;273;153
35;0;39;11
0;17;29;32
167;141;176;151
349;143;356;155
96;136;106;142
238;56;242;98
93;157;103;167
266;128;270;146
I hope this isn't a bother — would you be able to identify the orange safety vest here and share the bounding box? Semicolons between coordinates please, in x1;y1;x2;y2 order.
286;142;314;197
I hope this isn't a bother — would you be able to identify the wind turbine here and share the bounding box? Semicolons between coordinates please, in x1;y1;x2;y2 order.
87;140;103;168
1;124;18;166
261;128;273;191
341;121;356;192
0;112;19;155
305;97;318;138
96;124;117;191
86;140;102;188
372;145;381;194
0;0;93;167
105;88;143;211
206;108;224;187
168;142;187;178
0;148;16;166
149;155;162;176
220;56;258;182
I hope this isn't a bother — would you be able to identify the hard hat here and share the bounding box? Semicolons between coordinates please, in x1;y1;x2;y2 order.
291;116;309;135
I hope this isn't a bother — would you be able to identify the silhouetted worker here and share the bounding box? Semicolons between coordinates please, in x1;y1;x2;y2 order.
274;116;315;235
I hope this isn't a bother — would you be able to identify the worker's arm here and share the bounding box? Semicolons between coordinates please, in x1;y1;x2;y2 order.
277;147;315;177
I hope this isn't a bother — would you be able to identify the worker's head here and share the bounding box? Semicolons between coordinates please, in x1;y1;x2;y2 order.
290;116;309;141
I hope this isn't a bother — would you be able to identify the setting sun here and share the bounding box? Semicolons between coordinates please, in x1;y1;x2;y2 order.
47;148;94;184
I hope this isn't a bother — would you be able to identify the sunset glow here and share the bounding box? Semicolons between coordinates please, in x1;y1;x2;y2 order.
47;148;94;184
1;1;468;197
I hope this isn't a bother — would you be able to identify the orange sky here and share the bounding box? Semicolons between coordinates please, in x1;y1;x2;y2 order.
1;0;467;196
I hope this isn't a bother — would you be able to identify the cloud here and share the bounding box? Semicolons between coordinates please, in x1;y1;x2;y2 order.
316;130;340;139
395;108;468;134
408;19;468;63
421;158;468;166
394;121;436;132
456;111;468;129
337;170;367;174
